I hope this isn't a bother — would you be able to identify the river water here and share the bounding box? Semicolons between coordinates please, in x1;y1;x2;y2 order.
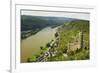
21;27;59;63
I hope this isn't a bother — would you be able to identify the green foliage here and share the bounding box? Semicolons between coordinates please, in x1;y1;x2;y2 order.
50;49;89;61
28;56;37;62
46;42;51;48
40;46;44;50
55;32;59;38
56;20;90;61
40;46;48;55
74;49;89;60
67;49;89;60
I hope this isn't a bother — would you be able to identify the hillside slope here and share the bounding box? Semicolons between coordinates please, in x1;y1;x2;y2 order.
55;20;90;60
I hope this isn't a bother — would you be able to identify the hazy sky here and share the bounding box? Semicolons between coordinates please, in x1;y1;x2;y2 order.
21;10;90;20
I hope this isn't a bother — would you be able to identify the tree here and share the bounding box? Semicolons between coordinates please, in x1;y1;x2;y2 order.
55;32;59;38
40;46;43;50
46;42;50;48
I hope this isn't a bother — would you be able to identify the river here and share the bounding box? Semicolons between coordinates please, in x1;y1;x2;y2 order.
21;26;60;63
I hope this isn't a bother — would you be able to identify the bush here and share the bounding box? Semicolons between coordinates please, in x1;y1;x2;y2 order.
27;56;37;62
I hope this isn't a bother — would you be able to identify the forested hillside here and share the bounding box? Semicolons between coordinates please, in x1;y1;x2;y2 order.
21;15;73;31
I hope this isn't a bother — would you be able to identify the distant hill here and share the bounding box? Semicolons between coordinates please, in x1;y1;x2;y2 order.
21;15;74;31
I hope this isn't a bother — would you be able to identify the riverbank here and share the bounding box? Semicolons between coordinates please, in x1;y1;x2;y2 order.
21;26;60;63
